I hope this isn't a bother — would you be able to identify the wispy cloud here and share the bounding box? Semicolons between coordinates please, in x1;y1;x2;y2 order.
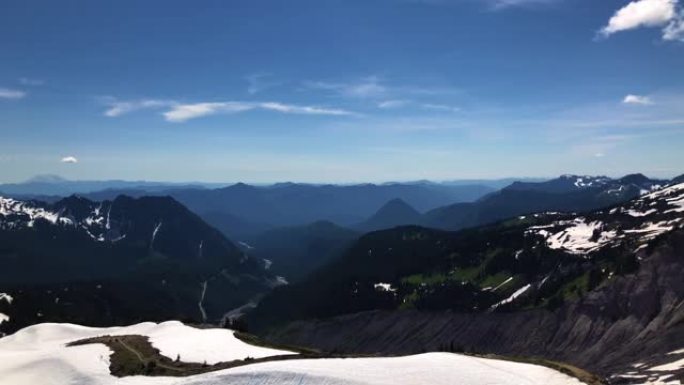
103;99;176;117
488;0;563;10
0;88;27;99
304;76;387;99
599;0;684;42
246;73;281;95
623;94;654;105
663;13;684;40
60;156;78;164
103;96;354;121
401;0;565;10
163;101;355;122
378;100;410;109
18;77;44;86
422;103;461;113
304;76;463;112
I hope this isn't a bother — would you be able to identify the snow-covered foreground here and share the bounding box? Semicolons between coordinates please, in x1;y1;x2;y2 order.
0;321;587;385
177;353;587;385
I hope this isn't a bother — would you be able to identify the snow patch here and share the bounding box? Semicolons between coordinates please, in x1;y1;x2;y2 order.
491;284;531;309
0;293;13;305
374;283;396;293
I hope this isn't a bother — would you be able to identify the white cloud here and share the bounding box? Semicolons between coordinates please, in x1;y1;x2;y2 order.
0;88;26;99
60;156;78;164
422;103;461;113
623;94;654;105
104;99;176;117
163;101;354;122
163;102;253;122
378;100;410;109
600;0;679;39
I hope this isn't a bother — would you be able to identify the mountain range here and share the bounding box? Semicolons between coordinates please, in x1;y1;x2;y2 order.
0;194;277;334
5;180;497;239
1;172;684;384
246;179;684;383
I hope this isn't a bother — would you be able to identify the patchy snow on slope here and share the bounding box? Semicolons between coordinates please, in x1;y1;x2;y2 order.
150;221;163;249
0;322;587;385
238;241;255;250
0;197;129;242
614;350;684;385
492;277;514;291
528;182;684;257
0;197;71;228
532;219;617;256
491;284;532;309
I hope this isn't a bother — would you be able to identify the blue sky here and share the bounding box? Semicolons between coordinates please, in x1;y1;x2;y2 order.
1;0;683;183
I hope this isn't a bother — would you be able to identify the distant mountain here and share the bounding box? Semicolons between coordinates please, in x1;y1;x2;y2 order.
247;221;359;282
440;177;548;190
38;182;494;239
0;194;277;334
0;175;220;197
424;173;668;231
356;198;423;232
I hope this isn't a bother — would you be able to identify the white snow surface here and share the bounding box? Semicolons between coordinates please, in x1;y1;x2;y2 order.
186;353;587;385
0;322;587;385
0;321;294;385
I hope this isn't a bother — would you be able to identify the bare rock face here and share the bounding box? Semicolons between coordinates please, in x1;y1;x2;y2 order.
264;230;684;380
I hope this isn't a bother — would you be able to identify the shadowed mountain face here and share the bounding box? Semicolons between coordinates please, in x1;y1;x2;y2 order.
248;182;684;331
0;195;276;334
251;183;684;382
246;221;359;283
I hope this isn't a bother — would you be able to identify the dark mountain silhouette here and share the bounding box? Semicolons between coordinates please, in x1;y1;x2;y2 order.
356;198;423;232
49;182;495;239
424;173;667;231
